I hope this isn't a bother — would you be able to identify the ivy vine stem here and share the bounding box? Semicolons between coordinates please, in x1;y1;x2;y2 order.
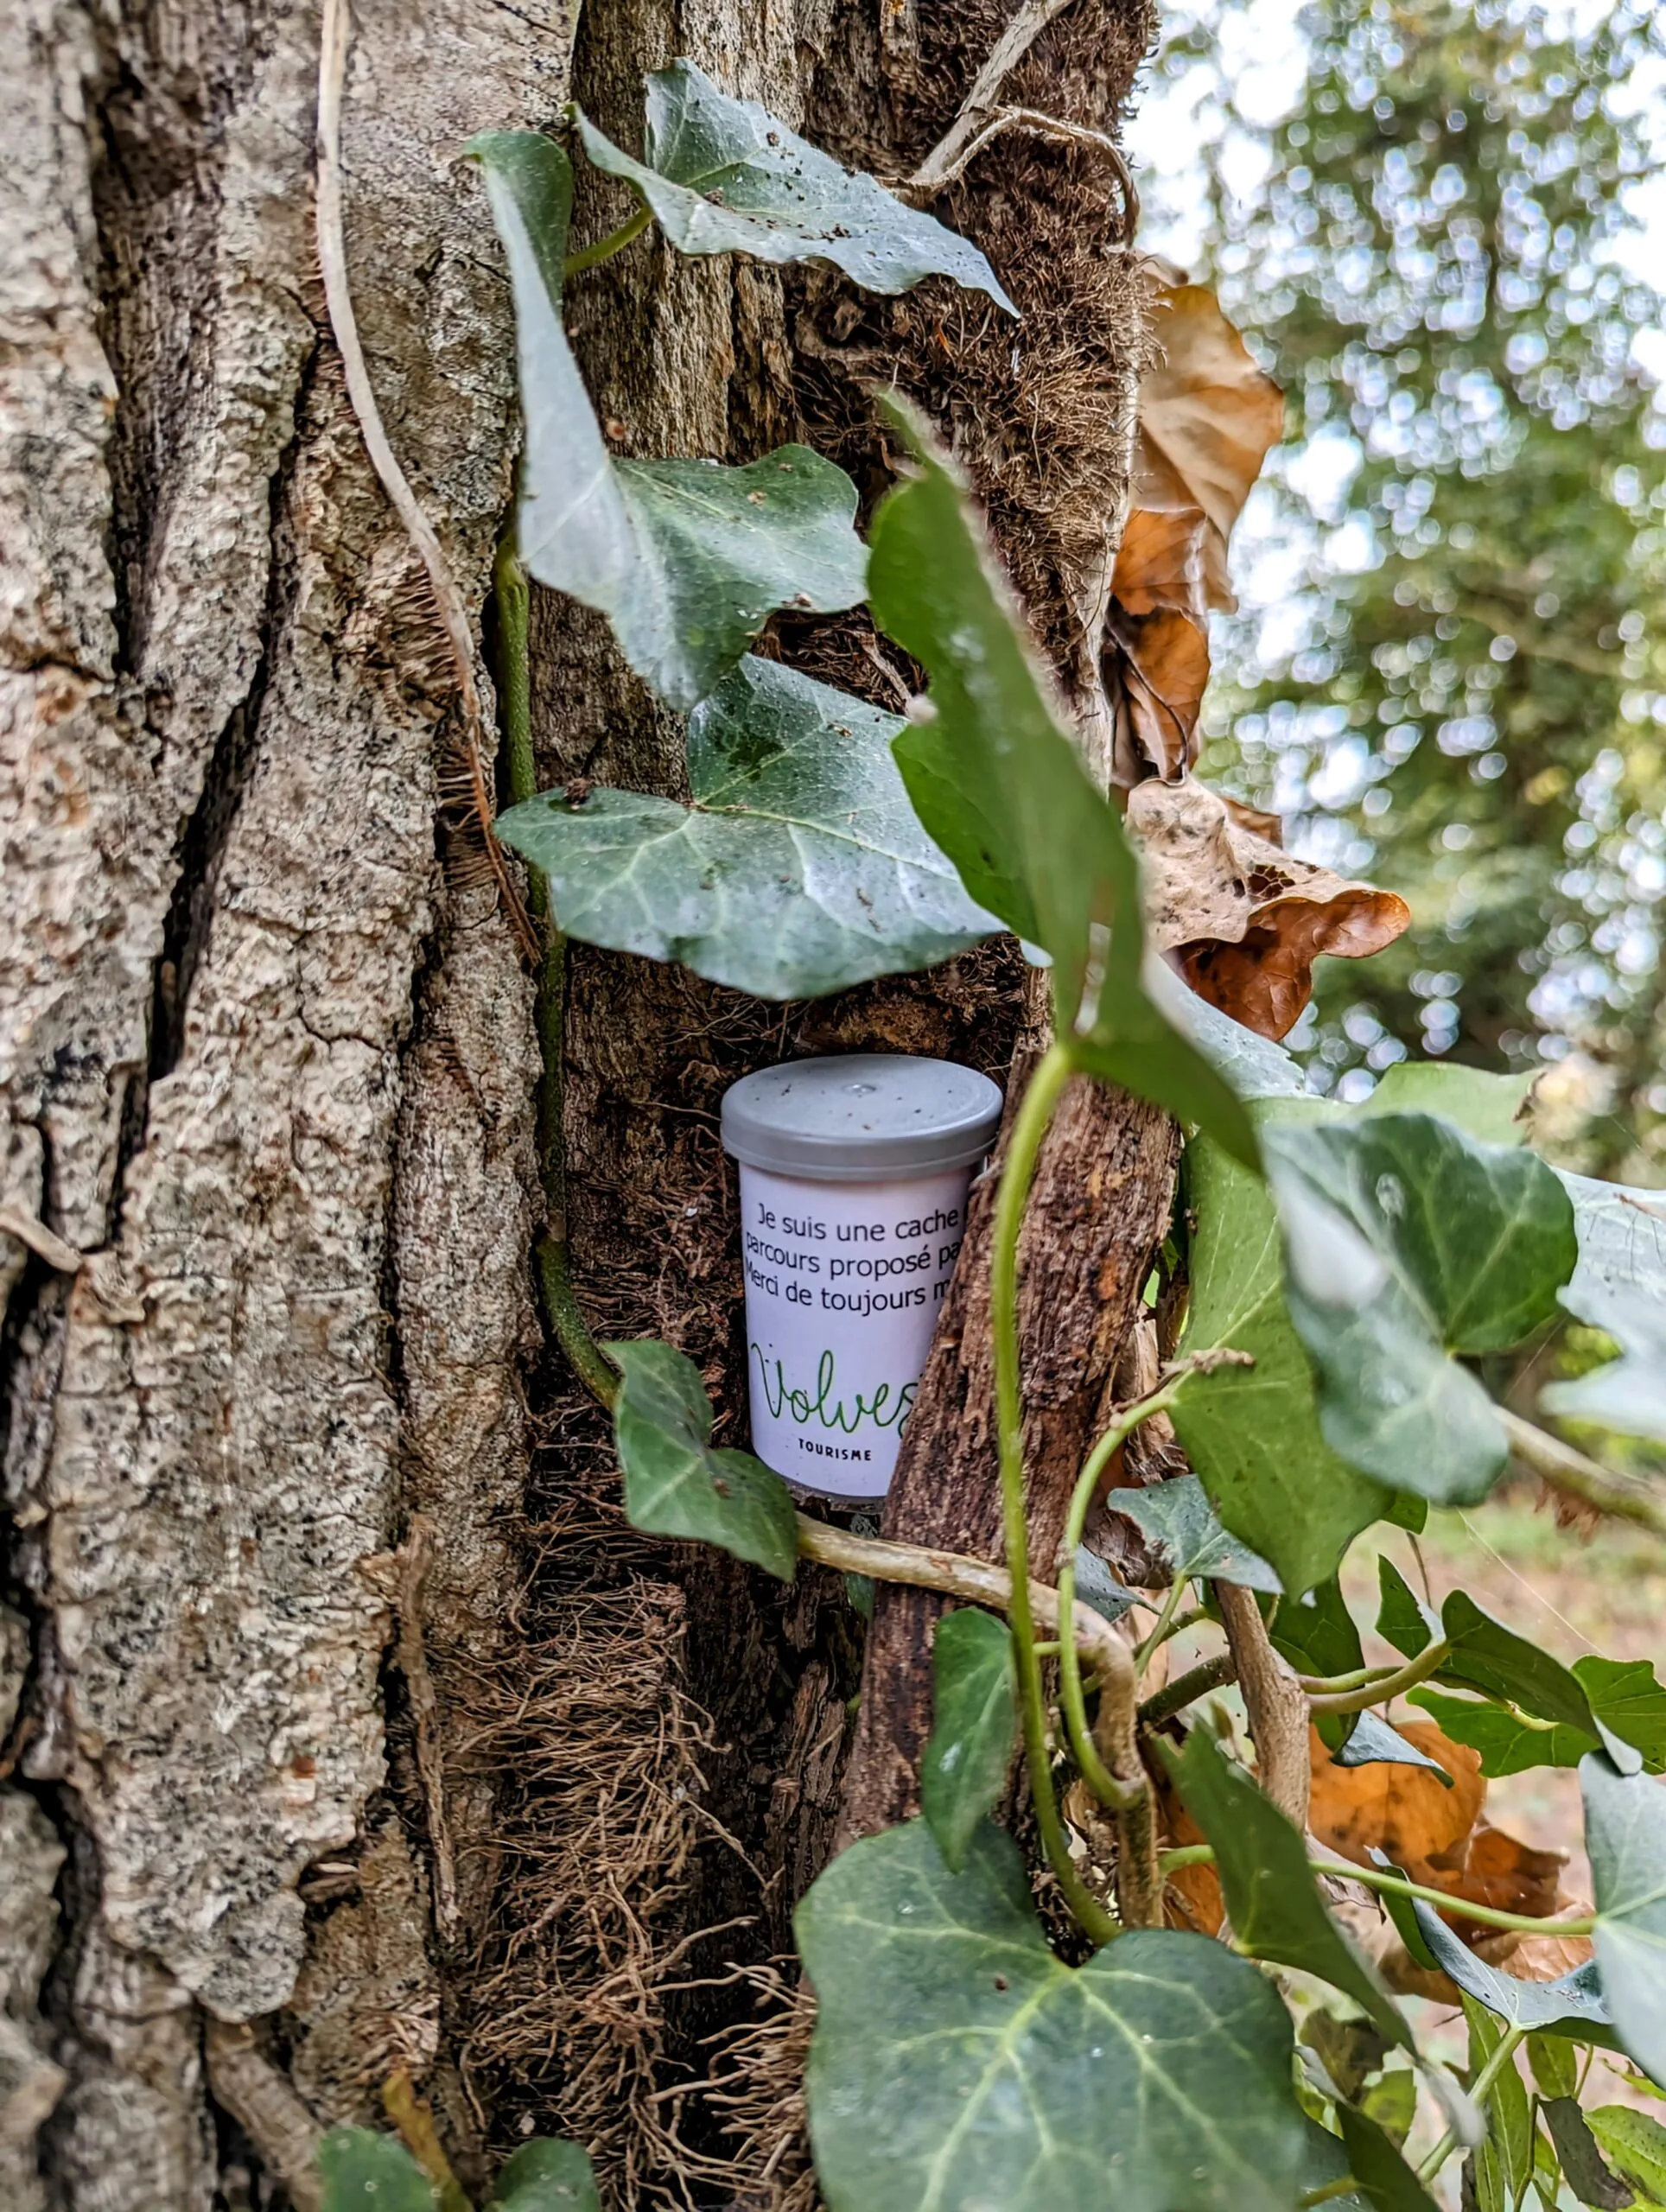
1303;1639;1452;1715
563;200;654;277
1159;1845;1598;1939
1418;2023;1528;2184
1055;1382;1184;1814
989;1040;1122;1945
493;539;620;1410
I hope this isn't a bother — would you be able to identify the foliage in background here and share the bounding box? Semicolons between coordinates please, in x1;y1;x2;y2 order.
1149;0;1666;1179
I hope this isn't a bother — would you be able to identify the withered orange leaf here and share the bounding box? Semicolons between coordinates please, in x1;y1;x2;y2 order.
1107;507;1213;782
1307;1719;1485;1880
1129;778;1412;1039
1132;278;1285;615
1152;1745;1225;1936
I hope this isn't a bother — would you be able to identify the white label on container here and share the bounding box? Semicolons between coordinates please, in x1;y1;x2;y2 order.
739;1161;974;1501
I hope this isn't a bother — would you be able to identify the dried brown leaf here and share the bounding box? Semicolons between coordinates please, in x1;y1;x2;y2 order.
1129;778;1411;1039
1152;1748;1226;1936
1132;280;1284;612
1307;1719;1486;1878
1107;508;1214;780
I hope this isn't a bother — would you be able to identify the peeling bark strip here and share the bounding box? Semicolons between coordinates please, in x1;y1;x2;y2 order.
2;0;567;2198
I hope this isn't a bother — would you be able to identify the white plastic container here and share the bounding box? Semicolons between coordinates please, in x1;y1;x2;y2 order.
721;1055;1004;1502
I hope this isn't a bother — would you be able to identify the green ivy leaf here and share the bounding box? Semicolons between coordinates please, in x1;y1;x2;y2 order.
316;2131;437;2211
490;2139;602;2211
1377;1586;1639;1774
495;657;995;998
868;395;1262;1170
1404;1891;1616;2044
469;130;865;711
1544;1283;1666;1445
1528;2033;1581;2103
1543;1173;1666;1446
1542;2101;1637;2210
1358;1063;1536;1147
574;60;1014;311
1583;1751;1666;2084
1408;1692;1599;1778
606;1339;797;1580
1336;2098;1441;2212
1587;2110;1666;2207
919;1609;1016;1874
1579;1660;1666;1769
1377;1560;1442;1656
1160;1730;1411;2050
1266;1113;1577;1501
1109;1472;1281;1592
1272;1575;1366;1682
1333;1710;1455;1783
796;1819;1313;2212
1466;1994;1534;2212
1171;1137;1389;1597
1361;2066;1419;2149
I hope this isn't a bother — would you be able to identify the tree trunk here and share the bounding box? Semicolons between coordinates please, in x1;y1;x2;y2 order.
1;0;1159;2206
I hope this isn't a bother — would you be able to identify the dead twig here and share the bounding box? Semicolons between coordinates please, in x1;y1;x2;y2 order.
315;0;537;963
910;0;1083;191
916;105;1138;232
204;2024;325;2212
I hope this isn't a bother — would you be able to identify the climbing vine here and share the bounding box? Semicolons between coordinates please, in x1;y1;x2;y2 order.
319;60;1666;2212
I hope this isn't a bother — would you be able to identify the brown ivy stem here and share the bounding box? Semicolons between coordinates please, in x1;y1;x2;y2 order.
494;540;620;1411
1138;1653;1237;1728
1500;1408;1666;1540
382;2071;472;2212
1217;1580;1310;1828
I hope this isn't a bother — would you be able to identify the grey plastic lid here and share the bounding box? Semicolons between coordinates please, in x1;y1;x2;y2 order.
721;1054;1003;1183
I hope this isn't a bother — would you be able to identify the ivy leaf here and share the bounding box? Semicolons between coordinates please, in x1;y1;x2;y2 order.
1110;1472;1281;1592
796;1819;1313;2212
469;130;866;710
1171;1136;1389;1597
1336;2099;1441;2212
1583;1751;1666;2083
1404;1892;1616;2044
495;658;996;998
1544;1174;1666;1446
1377;1560;1443;1656
1587;2110;1666;2207
1528;2032;1581;2103
919;1609;1016;1874
1334;1710;1456;1782
1466;1994;1534;2212
1409;1692;1599;1779
317;2131;437;2211
1375;1586;1638;1773
490;2140;601;2211
1578;1660;1666;1770
1151;968;1308;1100
606;1339;798;1580
1160;1729;1412;2049
574;60;1014;311
1358;1063;1536;1147
1072;1547;1141;1626
1265;1113;1577;1501
1271;1575;1365;1681
1543;1282;1666;1445
1542;2101;1637;2210
869;394;1262;1171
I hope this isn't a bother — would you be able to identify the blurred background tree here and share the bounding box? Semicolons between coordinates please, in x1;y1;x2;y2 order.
1131;0;1666;1179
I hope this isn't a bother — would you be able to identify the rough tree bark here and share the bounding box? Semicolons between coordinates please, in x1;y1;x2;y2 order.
0;0;1160;2205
